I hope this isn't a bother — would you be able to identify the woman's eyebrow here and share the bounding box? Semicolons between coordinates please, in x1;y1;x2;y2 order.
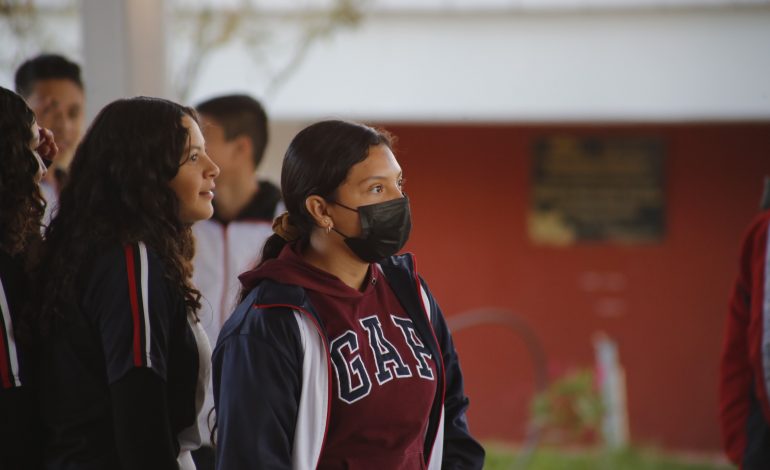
358;175;387;184
357;171;403;185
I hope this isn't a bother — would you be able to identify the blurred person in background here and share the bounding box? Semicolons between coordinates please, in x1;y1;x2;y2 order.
15;53;85;223
30;97;218;470
191;94;283;470
720;179;770;469
0;86;57;470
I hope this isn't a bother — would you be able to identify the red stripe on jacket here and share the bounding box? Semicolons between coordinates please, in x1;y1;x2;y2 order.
124;244;143;367
0;320;12;388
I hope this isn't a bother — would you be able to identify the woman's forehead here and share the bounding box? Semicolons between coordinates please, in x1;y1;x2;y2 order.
348;145;401;180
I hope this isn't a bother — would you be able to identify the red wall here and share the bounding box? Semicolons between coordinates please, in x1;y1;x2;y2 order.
379;122;770;452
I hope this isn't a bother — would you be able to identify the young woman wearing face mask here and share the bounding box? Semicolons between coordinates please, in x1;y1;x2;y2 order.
212;120;485;469
0;86;57;470
29;97;219;469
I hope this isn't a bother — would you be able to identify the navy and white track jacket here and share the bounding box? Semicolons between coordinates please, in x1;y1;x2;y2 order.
212;253;485;469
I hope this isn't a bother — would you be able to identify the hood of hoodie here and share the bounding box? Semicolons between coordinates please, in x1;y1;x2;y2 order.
238;242;378;299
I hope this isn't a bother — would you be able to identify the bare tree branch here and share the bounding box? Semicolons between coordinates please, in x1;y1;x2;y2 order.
171;0;369;102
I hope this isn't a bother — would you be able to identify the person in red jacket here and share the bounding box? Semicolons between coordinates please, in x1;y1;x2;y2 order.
720;206;770;469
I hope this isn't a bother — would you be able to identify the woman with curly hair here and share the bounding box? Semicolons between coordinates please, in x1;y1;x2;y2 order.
31;96;219;469
0;86;57;470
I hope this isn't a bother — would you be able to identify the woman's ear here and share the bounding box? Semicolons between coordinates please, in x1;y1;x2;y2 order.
233;135;254;166
305;195;330;228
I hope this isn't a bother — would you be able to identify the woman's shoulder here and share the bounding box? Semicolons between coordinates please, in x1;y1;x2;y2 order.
217;279;309;347
0;249;29;322
0;249;24;280
80;241;171;298
88;241;164;272
78;241;188;329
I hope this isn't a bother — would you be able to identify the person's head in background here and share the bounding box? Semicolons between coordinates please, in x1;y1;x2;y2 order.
15;53;85;185
0;86;57;259
195;94;268;222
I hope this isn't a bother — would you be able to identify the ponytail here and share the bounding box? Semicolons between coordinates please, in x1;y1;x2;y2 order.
258;233;288;267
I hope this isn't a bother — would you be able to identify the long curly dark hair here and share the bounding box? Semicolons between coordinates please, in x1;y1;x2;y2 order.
0;87;45;258
31;96;202;337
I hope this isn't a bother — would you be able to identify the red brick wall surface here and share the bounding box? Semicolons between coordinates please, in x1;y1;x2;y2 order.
377;122;770;451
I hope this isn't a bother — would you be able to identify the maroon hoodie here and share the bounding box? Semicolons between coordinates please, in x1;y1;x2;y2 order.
239;243;438;469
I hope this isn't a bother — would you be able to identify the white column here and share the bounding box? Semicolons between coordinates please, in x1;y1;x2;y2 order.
80;0;168;121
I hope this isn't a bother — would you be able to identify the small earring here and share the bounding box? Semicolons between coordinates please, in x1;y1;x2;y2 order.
326;224;332;235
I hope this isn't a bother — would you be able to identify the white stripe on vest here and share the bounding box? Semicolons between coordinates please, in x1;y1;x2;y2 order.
138;242;153;368
0;276;21;387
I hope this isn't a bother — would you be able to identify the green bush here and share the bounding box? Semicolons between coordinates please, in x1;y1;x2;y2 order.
530;369;603;445
483;444;734;470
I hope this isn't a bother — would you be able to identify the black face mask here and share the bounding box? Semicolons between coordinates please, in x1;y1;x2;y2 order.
330;196;412;263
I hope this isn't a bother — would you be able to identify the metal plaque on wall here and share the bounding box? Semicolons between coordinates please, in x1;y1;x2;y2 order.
529;136;665;245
